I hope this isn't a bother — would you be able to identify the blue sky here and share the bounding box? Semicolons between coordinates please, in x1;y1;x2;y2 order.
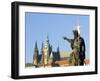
25;12;89;63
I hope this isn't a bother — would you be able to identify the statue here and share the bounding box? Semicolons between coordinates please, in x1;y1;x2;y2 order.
63;30;85;66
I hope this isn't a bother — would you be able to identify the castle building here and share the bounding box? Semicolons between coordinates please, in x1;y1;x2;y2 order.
33;36;69;67
33;36;52;67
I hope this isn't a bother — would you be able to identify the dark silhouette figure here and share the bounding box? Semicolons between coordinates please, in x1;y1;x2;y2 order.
63;30;85;66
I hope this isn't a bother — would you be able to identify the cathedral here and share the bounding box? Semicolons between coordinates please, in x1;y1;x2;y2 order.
33;36;61;67
31;35;89;68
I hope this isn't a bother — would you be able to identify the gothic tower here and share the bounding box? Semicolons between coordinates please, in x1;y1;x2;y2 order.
40;42;44;64
48;45;53;64
43;35;50;65
33;41;39;66
57;46;60;61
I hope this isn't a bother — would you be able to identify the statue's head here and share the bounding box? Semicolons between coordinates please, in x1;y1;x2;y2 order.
73;30;78;38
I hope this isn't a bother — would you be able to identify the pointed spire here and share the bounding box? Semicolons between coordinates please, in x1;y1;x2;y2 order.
50;45;52;51
33;41;39;66
35;41;38;49
50;51;53;58
34;41;39;55
40;42;44;64
49;45;52;56
41;41;43;49
57;46;60;53
57;45;60;60
41;41;43;53
44;35;50;48
46;34;49;42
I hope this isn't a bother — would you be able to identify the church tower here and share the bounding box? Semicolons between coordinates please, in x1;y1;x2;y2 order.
33;41;39;66
43;35;50;65
40;42;44;64
57;46;60;61
48;45;53;64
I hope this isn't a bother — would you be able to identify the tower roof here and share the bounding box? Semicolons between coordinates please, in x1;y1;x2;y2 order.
34;41;39;52
46;35;49;41
35;41;38;49
57;46;60;52
33;41;39;61
44;35;50;48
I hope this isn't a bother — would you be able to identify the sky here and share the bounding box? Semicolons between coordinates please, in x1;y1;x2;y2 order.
25;12;89;63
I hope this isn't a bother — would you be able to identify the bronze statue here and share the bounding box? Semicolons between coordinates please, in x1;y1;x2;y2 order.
63;30;85;66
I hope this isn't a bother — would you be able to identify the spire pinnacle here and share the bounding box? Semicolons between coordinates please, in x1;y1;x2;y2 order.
34;41;38;50
46;34;49;42
57;46;59;52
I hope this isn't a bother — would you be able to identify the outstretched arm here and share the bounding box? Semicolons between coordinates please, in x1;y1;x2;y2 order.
63;37;74;49
63;36;72;43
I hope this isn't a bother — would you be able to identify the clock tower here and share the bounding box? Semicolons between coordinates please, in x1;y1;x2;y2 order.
43;36;50;65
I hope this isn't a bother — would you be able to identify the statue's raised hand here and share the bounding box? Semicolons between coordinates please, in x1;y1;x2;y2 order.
63;37;67;40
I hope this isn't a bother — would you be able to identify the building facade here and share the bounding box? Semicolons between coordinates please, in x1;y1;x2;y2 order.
33;36;69;67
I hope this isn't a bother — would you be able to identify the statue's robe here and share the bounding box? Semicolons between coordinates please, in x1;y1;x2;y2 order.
64;37;85;66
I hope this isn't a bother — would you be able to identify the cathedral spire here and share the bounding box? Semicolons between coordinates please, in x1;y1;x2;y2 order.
57;45;60;60
40;42;44;64
35;41;38;50
57;45;60;53
41;42;43;50
46;34;49;42
33;41;39;66
44;35;50;49
41;41;43;54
